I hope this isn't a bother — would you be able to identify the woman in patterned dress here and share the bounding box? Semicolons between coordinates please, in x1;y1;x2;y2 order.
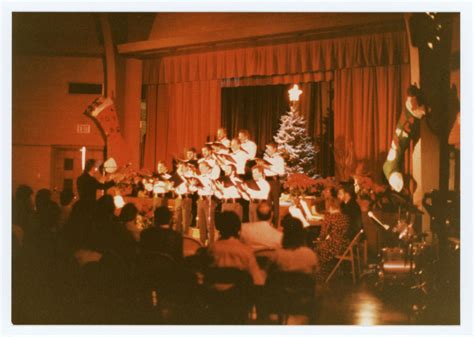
315;197;351;276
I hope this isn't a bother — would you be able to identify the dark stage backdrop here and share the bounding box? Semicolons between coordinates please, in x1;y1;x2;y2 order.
221;82;334;176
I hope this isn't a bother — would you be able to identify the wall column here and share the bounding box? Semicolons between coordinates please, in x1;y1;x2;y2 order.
122;58;143;169
404;14;440;241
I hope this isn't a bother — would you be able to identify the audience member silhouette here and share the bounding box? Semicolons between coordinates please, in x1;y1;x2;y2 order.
271;214;319;276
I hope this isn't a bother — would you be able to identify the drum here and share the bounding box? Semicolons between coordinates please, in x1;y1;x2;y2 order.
378;244;426;285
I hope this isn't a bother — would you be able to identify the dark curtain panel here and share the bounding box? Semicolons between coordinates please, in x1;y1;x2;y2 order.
221;82;334;176
301;82;334;177
221;85;289;155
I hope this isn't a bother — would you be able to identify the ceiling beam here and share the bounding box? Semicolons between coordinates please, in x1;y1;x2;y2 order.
117;19;405;57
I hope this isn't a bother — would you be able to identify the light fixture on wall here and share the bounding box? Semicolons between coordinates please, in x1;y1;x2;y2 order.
80;146;86;171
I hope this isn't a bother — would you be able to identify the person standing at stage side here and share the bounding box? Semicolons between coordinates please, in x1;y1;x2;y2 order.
262;142;286;228
229;138;248;177
77;159;115;207
315;197;350;275
195;161;217;245
337;184;363;239
238;129;257;160
242;166;271;222
216;127;231;148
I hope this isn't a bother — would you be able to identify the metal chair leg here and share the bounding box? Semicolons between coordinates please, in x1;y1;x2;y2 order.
350;249;356;284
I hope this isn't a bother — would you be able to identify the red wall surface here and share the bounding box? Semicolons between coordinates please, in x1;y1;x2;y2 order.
12;55;105;193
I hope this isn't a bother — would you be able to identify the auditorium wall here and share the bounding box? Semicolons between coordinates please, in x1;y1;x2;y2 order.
12;55;105;193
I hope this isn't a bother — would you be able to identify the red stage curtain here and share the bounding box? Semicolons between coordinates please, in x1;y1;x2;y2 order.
143;31;408;84
143;80;221;168
143;30;409;171
333;64;411;181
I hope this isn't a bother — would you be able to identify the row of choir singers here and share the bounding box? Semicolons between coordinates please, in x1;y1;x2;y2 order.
143;128;286;245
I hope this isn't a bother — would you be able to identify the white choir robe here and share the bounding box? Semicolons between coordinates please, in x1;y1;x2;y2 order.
218;137;231;148
196;174;215;197
198;157;221;180
241;140;257;160
174;181;190;195
230;150;248;175
246;179;270;200
219;184;241;199
264;154;285;177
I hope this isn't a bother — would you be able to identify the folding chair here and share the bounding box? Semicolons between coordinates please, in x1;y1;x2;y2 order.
325;229;364;284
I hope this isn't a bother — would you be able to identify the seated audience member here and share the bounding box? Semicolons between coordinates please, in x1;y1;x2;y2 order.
112;203;141;266
207;211;264;285
29;200;61;271
58;189;75;230
240;201;282;251
337;184;363;238
140;206;183;260
119;203;141;242
315;197;351;274
270;214;319;276
34;189;63;235
90;195;119;251
13;185;35;233
35;188;52;212
62;199;94;251
322;187;337;212
33;189;53;232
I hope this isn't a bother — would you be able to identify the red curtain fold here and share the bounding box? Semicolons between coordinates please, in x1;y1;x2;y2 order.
220;71;334;87
143;80;221;168
143;31;408;85
333;64;411;182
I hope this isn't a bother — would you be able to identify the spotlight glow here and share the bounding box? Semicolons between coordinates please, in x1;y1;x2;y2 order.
114;195;125;209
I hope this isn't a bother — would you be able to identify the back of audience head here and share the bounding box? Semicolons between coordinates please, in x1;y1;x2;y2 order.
94;195;115;221
42;201;61;229
60;189;75;207
256;201;273;222
13;185;34;227
15;185;34;207
38;200;61;230
154;206;172;227
35;188;52;213
216;211;241;240
120;203;138;224
281;214;306;250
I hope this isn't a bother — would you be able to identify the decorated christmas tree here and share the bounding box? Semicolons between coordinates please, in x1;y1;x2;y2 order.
274;85;317;177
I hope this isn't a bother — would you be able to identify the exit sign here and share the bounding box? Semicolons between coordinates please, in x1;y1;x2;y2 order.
77;124;91;134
